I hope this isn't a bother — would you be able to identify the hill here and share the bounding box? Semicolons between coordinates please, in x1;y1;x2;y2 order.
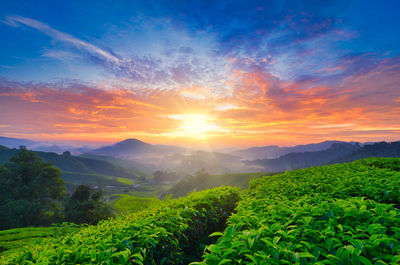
0;136;92;154
0;225;78;256
2;158;400;264
162;171;274;198
89;138;187;159
0;136;37;149
247;142;360;171
332;141;400;163
198;157;400;264
78;153;153;177
0;146;138;188
232;140;356;160
111;194;160;214
1;187;241;264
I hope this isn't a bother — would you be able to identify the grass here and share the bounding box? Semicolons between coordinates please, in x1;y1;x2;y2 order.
117;177;133;185
63;171;133;187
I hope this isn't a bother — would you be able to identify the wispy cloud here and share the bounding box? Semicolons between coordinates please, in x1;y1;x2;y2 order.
4;15;173;86
5;15;121;63
3;15;230;92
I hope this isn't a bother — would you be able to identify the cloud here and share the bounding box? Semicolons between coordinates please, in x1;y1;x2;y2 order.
4;15;176;86
1;2;399;146
3;15;232;92
5;15;121;63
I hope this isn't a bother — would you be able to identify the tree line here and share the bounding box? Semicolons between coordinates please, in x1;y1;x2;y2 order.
0;147;112;230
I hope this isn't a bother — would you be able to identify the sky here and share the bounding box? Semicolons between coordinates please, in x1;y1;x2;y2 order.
0;0;399;148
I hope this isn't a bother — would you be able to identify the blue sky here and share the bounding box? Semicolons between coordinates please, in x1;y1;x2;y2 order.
1;0;399;83
0;0;399;147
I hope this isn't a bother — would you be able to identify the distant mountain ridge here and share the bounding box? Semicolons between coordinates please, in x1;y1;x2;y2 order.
247;142;361;172
331;141;400;163
0;136;37;148
247;141;400;172
233;140;360;160
0;136;92;154
89;138;188;159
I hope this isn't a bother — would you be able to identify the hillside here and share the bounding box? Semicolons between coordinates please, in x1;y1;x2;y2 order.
0;225;78;256
0;146;138;188
232;140;355;160
247;142;360;171
1;158;400;264
89;138;187;159
78;153;153;177
162;171;274;198
198;157;400;264
0;136;37;149
1;187;241;264
332;141;400;163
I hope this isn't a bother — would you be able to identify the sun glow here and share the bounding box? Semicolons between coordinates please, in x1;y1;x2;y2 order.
169;113;224;138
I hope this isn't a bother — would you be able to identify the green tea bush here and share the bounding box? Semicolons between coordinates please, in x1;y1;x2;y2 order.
197;158;400;264
0;224;78;256
1;186;240;264
112;194;160;214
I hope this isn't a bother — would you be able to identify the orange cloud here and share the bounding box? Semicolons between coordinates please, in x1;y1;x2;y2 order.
0;58;399;148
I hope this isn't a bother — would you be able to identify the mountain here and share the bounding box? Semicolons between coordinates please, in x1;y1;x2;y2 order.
89;139;187;159
233;140;357;160
0;146;139;189
247;142;361;172
91;139;152;156
32;144;93;155
0;136;37;148
0;136;93;154
331;141;400;163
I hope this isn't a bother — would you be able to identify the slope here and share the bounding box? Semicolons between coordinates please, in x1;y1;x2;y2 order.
197;158;400;264
247;142;360;171
0;146;137;188
1;187;241;264
332;141;400;163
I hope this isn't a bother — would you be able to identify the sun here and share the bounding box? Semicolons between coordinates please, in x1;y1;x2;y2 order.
169;113;222;138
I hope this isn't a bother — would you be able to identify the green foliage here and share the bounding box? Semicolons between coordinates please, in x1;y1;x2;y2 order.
0;147;66;229
0;227;55;255
196;158;400;264
0;224;78;255
117;177;133;185
1;186;241;264
113;194;160;214
64;185;113;225
0;145;137;188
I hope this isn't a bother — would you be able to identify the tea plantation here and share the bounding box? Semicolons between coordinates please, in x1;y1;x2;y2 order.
197;158;400;264
1;157;400;264
0;187;240;264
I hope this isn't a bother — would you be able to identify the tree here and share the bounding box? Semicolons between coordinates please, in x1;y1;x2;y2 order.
64;184;112;225
62;151;71;156
0;147;66;229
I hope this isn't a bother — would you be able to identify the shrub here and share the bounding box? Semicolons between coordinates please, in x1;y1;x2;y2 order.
1;186;241;264
196;158;400;264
